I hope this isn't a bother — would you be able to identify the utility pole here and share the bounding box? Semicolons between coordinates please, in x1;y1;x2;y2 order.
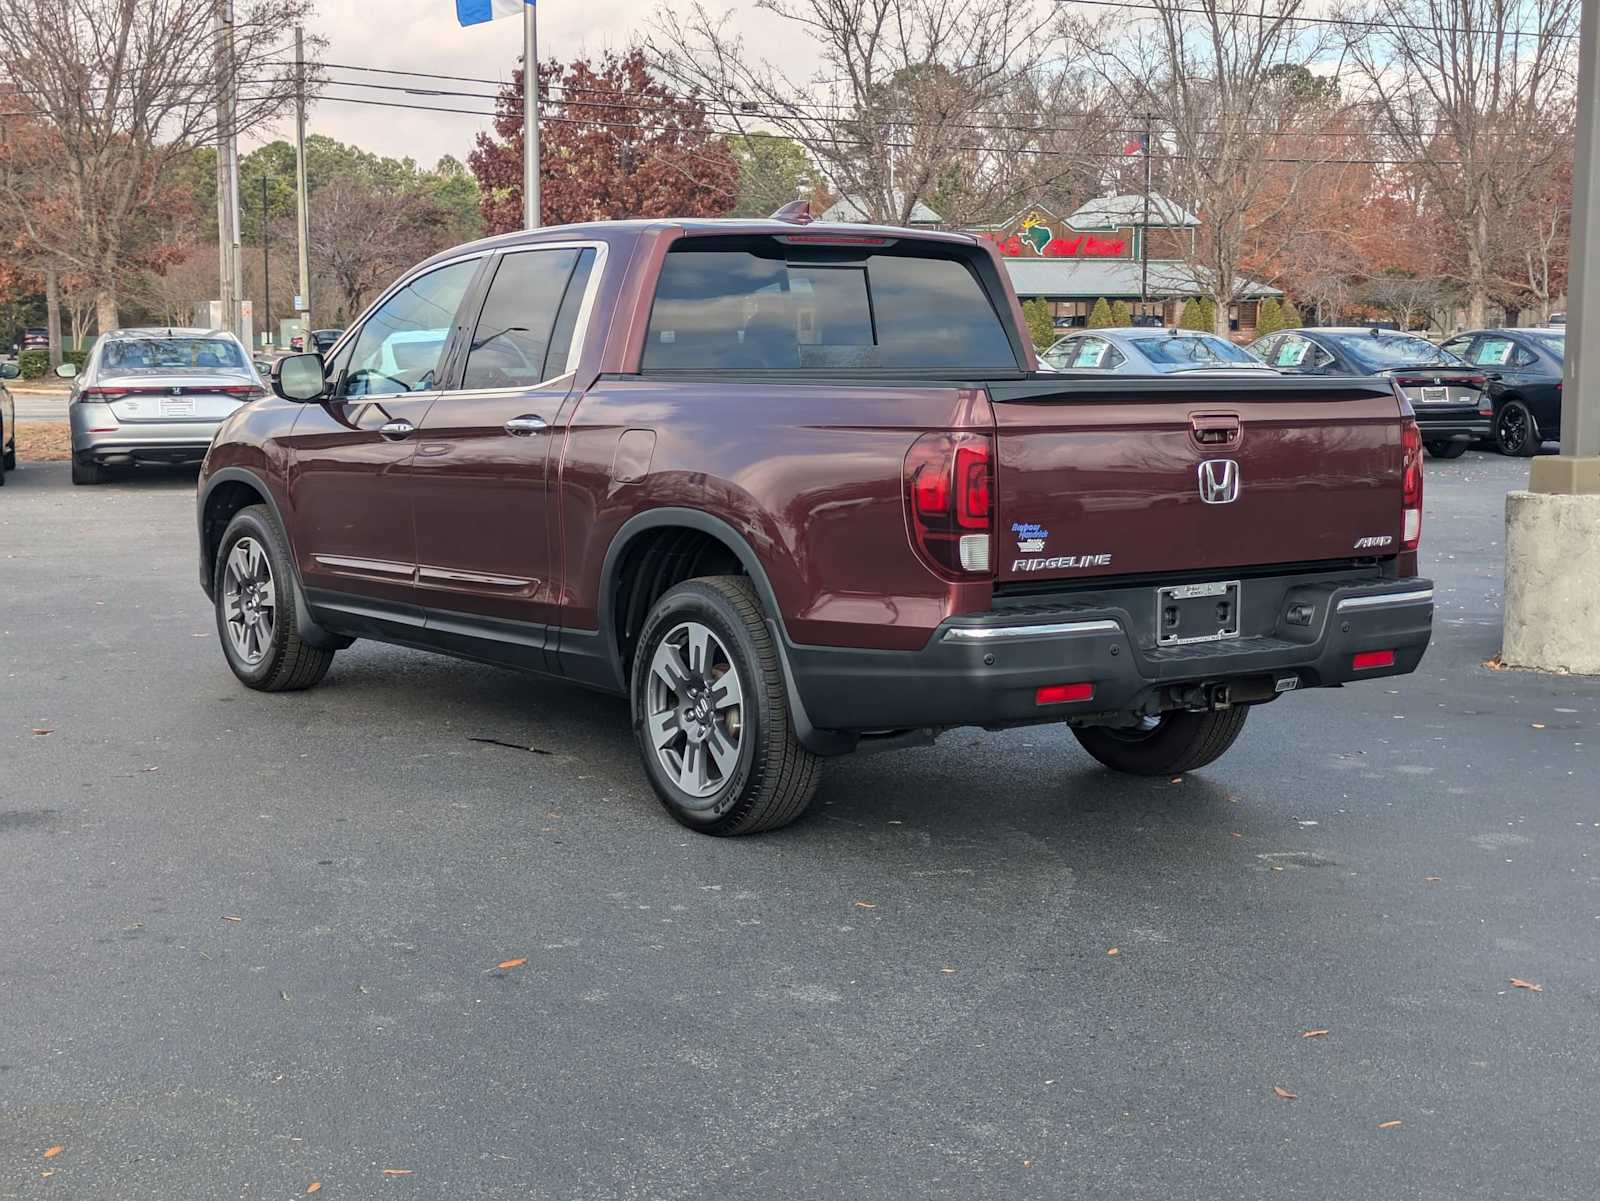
213;0;241;334
523;4;539;230
293;25;312;338
261;173;271;346
1140;113;1152;312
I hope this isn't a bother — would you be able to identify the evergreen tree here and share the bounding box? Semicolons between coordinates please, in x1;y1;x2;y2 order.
1086;297;1114;329
1198;297;1219;333
1178;298;1204;330
1110;299;1133;327
1281;299;1303;328
1022;298;1056;349
1255;297;1283;336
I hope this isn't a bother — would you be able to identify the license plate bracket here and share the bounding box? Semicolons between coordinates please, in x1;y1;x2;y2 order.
1420;386;1448;403
160;397;196;417
1157;580;1241;646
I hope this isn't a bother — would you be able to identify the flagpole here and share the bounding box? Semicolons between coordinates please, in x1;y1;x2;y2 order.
523;1;539;230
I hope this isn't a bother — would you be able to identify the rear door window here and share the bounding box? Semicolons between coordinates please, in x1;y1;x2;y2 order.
643;243;1017;372
1470;337;1516;367
460;248;592;390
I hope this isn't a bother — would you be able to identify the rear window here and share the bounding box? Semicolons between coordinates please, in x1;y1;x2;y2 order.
643;242;1017;371
1327;333;1462;371
101;337;247;372
1132;335;1257;367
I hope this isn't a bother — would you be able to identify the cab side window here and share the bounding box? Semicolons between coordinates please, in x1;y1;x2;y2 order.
460;248;593;390
342;259;480;398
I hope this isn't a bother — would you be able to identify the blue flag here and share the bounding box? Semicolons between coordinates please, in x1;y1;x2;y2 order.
456;0;532;26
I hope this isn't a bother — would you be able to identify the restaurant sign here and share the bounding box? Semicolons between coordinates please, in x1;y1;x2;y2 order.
985;209;1129;259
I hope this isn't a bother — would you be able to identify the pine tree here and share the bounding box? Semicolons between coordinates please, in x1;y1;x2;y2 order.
1022;298;1056;349
1281;299;1303;328
1255;297;1283;336
1110;299;1133;327
1086;297;1114;329
1178;298;1203;331
1198;297;1219;334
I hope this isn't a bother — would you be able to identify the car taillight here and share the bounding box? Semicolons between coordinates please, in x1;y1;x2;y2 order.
80;387;128;400
219;385;267;400
1401;417;1423;552
1466;374;1487;387
904;432;994;579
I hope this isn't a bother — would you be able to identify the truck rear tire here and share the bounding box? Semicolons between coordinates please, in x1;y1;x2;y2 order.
1424;440;1469;459
631;575;821;835
1072;707;1249;776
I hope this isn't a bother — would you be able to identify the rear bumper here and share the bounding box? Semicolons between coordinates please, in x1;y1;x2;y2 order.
1414;411;1489;442
786;575;1433;735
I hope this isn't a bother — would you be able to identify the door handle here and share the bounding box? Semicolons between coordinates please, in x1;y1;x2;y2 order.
379;420;415;441
504;414;547;436
1190;412;1241;447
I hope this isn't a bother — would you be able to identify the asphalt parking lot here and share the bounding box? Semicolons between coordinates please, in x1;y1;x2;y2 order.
3;450;1597;1200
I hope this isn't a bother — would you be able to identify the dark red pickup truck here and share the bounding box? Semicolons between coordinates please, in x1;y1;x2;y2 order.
197;212;1433;834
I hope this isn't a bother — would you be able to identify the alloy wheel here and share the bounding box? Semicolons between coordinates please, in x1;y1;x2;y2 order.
645;621;744;803
222;536;276;665
1498;405;1531;454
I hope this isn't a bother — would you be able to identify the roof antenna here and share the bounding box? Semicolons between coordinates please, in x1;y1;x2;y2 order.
770;200;812;225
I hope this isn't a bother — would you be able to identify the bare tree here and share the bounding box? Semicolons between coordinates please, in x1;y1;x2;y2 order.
0;0;316;331
307;177;456;324
1359;270;1458;330
1065;0;1347;335
649;0;1066;227
1342;0;1579;328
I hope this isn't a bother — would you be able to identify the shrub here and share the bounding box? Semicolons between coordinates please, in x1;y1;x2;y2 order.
18;349;49;379
1110;299;1133;327
1178;298;1204;331
1281;299;1303;328
1197;297;1218;333
1086;297;1114;329
1255;297;1283;336
1021;297;1056;350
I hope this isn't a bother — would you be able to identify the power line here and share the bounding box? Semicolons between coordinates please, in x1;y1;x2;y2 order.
1053;0;1579;41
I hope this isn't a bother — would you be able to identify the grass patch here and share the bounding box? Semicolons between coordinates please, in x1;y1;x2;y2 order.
13;421;71;460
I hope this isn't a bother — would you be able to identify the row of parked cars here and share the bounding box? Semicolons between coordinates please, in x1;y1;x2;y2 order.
1039;324;1564;458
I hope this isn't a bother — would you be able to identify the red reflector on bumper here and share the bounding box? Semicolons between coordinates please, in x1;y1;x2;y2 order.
1036;682;1094;705
1352;650;1396;670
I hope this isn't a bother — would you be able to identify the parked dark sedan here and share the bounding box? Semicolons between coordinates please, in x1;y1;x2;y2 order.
1440;327;1562;456
1247;327;1490;458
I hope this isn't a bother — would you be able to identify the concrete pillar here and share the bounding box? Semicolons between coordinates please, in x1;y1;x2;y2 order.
1502;0;1600;671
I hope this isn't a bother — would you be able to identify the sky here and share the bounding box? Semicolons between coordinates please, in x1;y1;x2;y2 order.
249;0;807;167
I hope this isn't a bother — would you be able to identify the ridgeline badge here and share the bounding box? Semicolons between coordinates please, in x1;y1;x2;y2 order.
1012;521;1049;553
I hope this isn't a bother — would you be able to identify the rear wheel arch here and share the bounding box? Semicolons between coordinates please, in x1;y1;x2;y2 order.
601;509;787;680
200;470;280;598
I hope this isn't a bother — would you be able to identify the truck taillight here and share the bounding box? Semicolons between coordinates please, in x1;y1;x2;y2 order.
904;432;994;579
1401;417;1423;551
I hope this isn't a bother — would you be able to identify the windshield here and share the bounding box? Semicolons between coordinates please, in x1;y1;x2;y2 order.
100;337;248;372
1326;332;1462;370
1132;335;1259;368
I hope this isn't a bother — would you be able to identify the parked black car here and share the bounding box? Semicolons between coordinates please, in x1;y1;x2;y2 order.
1246;327;1490;458
1439;328;1562;457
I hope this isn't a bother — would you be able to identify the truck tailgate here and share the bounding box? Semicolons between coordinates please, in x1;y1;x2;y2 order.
987;376;1404;583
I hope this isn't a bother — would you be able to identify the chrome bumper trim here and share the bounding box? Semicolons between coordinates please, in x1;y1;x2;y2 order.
1336;588;1434;612
941;618;1121;643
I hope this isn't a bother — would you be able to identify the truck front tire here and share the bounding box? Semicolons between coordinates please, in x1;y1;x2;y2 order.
631;575;821;835
1072;707;1249;776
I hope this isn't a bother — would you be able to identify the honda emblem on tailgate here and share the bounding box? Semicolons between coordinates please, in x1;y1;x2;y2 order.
1198;459;1240;504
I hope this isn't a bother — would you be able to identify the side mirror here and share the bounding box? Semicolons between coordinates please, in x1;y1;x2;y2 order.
272;353;328;403
55;361;78;378
0;361;18;380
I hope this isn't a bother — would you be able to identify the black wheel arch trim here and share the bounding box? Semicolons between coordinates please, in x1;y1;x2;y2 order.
197;467;353;652
595;507;857;757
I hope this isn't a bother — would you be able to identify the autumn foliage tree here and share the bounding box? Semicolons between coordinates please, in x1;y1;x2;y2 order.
470;49;736;232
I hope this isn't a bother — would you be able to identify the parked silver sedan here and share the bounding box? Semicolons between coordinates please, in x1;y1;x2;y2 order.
1039;327;1279;376
62;329;265;485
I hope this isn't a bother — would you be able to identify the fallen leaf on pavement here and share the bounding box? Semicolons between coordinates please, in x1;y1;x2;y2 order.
43;1146;62;1159
1531;723;1546;730
1272;1086;1297;1101
32;729;52;736
306;1183;322;1194
383;1168;413;1176
221;915;242;923
1106;947;1120;956
1378;1120;1403;1129
854;901;876;909
1301;1029;1330;1038
1169;776;1183;784
1424;876;1441;883
496;958;527;970
1510;978;1544;992
940;966;957;974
